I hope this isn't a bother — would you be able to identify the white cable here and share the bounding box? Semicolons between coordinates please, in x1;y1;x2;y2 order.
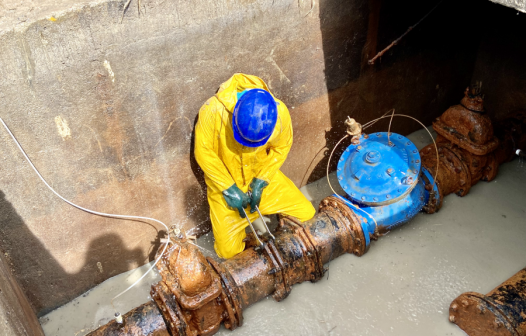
325;134;379;232
0;117;170;311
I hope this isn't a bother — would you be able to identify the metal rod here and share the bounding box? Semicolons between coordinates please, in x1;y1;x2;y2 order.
368;0;443;65
241;208;264;247
254;205;276;240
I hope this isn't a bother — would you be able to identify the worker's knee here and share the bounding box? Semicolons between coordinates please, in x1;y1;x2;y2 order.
296;202;316;222
214;240;245;259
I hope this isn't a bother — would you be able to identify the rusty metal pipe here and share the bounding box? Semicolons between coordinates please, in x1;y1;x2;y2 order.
88;197;365;336
449;267;526;336
87;302;169;336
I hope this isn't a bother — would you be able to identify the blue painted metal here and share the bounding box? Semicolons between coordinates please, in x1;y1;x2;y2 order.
336;132;435;247
337;133;421;206
338;179;426;244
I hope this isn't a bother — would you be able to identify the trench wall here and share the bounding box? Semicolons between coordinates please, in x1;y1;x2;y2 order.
470;1;526;119
0;0;480;314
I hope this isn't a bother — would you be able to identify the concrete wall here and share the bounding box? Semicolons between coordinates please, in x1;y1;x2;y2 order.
0;0;480;314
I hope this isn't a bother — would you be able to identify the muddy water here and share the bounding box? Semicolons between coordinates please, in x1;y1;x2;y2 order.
41;128;526;335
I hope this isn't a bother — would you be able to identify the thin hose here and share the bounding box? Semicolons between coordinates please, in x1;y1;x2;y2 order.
362;114;439;190
0;117;170;312
325;134;379;232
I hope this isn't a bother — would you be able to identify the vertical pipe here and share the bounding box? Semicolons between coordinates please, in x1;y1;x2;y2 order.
0;252;45;336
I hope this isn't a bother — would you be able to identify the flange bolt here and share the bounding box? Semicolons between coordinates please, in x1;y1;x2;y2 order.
402;176;414;185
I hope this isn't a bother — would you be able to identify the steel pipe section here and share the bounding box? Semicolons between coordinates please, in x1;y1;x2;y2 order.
87;196;367;336
449;267;526;336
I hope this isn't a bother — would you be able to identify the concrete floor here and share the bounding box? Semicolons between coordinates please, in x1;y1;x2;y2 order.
40;129;526;336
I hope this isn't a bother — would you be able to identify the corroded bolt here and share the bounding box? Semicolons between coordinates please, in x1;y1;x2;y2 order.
461;300;469;307
354;249;360;254
478;306;485;314
323;199;329;206
451;303;458;311
402;176;414;185
387;168;394;175
494;320;501;329
449;315;456;323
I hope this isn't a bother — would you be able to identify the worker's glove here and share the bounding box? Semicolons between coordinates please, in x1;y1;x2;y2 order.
223;184;250;218
249;178;269;213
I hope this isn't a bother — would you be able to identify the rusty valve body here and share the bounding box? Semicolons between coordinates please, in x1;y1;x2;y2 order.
419;88;526;213
449;267;526;336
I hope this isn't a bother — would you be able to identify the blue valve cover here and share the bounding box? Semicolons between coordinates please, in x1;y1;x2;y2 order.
337;132;421;206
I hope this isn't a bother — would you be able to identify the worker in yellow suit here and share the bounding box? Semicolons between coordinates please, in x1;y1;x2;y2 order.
194;73;316;259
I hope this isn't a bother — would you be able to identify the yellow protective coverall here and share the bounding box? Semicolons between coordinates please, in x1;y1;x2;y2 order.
194;73;316;259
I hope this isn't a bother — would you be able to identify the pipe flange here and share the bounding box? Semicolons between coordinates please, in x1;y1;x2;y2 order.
151;282;191;336
280;218;325;282
263;242;291;302
206;257;244;329
319;196;368;256
420;167;442;214
481;152;499;182
449;292;519;336
439;145;472;197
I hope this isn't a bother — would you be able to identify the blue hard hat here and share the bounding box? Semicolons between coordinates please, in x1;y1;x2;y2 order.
232;88;278;147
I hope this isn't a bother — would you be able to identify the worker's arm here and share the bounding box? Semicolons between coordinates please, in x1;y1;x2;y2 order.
194;99;235;191
256;104;293;183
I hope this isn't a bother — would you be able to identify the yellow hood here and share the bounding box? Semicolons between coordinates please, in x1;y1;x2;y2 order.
215;73;271;113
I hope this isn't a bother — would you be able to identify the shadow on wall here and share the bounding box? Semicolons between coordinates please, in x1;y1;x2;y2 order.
470;1;526;118
0;190;148;316
308;0;482;183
